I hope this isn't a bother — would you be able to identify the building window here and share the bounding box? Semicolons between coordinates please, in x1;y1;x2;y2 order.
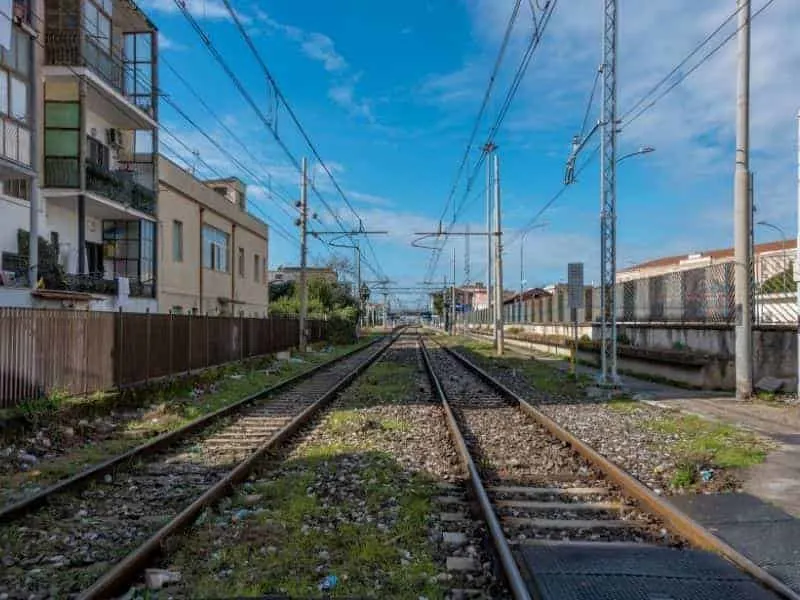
238;247;244;277
102;219;156;283
172;220;183;262
253;254;260;282
1;178;28;200
84;0;112;50
44;95;80;186
123;31;154;113
202;224;229;272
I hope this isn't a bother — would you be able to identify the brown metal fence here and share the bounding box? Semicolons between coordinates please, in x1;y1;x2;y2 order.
0;308;327;408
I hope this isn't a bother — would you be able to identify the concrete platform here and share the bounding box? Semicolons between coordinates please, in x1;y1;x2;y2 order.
671;493;800;593
516;541;782;600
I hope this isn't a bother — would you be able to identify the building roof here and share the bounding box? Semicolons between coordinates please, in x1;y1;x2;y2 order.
620;239;797;273
503;288;551;305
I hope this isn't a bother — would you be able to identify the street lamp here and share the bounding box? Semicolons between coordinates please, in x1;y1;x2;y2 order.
617;146;655;165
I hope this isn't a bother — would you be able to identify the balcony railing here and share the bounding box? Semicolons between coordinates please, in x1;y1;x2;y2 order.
86;161;156;215
44;32;154;114
43;158;156;215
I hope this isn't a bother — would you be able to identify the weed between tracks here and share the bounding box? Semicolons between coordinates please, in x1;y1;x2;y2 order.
160;357;447;599
0;341;372;507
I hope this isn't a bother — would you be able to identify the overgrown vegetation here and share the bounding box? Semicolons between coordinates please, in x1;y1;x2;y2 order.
0;341;371;502
607;402;773;489
270;276;360;344
164;357;443;598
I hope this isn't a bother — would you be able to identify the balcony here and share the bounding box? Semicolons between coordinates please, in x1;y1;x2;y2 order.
44;158;156;216
86;161;156;215
43;28;156;130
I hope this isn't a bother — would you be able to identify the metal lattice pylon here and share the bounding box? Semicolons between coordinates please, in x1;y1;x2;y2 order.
600;0;619;385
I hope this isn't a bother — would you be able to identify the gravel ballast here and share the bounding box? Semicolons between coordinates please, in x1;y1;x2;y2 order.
150;336;507;599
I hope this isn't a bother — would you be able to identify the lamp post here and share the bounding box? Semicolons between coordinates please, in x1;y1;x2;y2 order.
519;222;548;324
617;146;655;165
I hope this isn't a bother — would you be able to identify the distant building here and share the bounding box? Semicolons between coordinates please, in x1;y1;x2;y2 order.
268;267;338;285
618;239;796;286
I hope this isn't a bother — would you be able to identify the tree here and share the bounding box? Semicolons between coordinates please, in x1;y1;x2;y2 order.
760;263;794;294
432;292;444;317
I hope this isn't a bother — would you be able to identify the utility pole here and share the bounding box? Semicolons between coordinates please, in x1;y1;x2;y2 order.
485;143;495;325
493;152;505;356
734;0;753;399
465;223;471;285
298;158;309;352
795;110;799;401
452;246;457;335
599;0;619;385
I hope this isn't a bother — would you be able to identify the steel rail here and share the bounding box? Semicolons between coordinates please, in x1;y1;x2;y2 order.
418;335;532;600
430;336;800;600
0;336;386;524
79;331;402;600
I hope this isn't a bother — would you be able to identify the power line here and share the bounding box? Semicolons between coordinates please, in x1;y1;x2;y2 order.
437;0;523;224
173;0;386;281
621;0;778;129
424;0;559;282
219;0;389;283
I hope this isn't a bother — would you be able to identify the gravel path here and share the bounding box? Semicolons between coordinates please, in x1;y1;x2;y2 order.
155;336;509;599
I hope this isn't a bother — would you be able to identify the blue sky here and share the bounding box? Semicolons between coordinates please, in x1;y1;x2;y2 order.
143;0;799;309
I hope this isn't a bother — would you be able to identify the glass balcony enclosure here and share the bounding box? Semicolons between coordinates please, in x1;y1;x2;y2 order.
43;0;156;115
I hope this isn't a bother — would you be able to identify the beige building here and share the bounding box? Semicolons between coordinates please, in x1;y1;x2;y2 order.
158;157;268;316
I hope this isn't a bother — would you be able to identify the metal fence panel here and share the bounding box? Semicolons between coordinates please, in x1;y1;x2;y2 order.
0;309;324;408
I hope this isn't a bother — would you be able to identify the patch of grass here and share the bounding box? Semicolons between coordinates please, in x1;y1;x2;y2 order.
169;452;443;599
17;389;69;427
606;396;639;414
0;340;373;504
449;336;587;396
646;412;772;488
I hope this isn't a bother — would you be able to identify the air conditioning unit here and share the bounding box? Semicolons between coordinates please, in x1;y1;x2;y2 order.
106;128;121;147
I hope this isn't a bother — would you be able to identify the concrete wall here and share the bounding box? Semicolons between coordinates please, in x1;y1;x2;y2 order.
476;322;797;391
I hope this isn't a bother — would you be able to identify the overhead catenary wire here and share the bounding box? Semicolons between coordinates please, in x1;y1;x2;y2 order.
424;0;559;282
174;0;386;281
621;0;778;129
219;0;389;283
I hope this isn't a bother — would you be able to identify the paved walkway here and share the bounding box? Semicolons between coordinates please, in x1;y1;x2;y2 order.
492;339;800;593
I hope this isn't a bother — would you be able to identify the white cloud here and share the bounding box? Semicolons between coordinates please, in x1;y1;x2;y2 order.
253;10;373;122
158;32;185;51
349;191;394;208
301;32;348;73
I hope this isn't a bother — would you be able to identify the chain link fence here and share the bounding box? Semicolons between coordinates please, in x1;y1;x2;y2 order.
466;258;797;326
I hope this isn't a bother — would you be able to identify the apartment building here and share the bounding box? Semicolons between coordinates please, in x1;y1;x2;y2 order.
0;0;159;311
0;0;41;289
158;157;269;316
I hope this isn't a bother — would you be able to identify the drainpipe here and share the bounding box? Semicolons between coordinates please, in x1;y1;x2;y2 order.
198;206;204;313
230;223;236;315
78;78;88;275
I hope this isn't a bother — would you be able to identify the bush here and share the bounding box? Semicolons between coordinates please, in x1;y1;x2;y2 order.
327;306;358;345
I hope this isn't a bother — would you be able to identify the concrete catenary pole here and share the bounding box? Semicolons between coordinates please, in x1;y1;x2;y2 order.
298;158;309;352
451;246;457;335
734;0;753;399
796;110;800;401
493;152;505;356
485;149;493;326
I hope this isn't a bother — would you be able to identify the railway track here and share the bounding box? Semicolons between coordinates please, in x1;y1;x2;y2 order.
419;334;798;600
0;332;400;600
